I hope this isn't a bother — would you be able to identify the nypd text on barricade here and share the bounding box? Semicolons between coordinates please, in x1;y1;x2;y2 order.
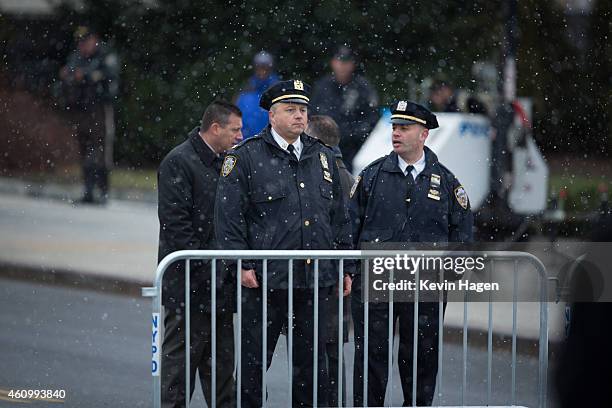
151;313;160;376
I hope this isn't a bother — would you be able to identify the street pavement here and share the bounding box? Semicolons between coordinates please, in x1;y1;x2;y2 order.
0;190;566;342
0;278;555;407
0;192;158;285
0;278;150;407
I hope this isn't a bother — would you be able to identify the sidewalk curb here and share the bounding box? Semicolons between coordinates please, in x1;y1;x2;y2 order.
0;261;562;357
0;262;147;298
0;176;157;204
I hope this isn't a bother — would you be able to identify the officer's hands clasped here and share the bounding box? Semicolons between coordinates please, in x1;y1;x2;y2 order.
241;268;259;288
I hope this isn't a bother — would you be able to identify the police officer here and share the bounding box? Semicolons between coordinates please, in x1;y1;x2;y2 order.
214;80;353;407
350;101;473;406
310;45;379;172
59;26;119;204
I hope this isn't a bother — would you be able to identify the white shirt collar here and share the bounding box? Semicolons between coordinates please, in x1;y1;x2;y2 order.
199;132;220;157
397;151;426;179
271;127;303;159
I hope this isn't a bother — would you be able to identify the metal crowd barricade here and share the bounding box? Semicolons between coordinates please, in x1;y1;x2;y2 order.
142;250;550;408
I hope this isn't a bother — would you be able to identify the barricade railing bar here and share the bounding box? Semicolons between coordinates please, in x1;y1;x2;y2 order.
143;249;549;408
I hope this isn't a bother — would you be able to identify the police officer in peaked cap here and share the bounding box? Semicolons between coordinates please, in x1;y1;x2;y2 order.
350;100;473;406
214;79;353;407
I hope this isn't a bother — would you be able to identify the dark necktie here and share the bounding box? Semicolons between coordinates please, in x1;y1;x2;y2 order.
405;165;415;206
405;165;415;184
287;144;298;161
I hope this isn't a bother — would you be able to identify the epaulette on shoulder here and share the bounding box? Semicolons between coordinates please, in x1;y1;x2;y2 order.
231;135;261;150
362;155;387;173
354;155;387;195
317;138;332;149
303;133;327;147
436;162;458;180
304;134;336;154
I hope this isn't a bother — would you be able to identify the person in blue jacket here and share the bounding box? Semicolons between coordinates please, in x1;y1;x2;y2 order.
350;100;473;406
235;51;280;139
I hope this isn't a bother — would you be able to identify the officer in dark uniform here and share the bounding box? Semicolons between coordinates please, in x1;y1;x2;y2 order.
214;80;353;407
310;45;379;172
350;101;473;406
59;26;119;204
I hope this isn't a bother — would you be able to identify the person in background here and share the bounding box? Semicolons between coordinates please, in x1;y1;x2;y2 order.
235;50;280;139
306;114;353;406
428;77;459;112
58;26;119;204
429;77;488;115
310;45;379;172
158;100;242;408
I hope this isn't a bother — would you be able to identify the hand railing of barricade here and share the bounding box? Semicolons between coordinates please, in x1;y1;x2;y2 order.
142;250;550;408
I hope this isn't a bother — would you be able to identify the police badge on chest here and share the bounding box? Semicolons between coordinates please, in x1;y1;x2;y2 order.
428;174;441;200
320;152;332;182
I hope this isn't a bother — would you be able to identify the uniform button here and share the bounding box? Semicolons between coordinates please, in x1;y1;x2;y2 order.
304;220;310;226
268;196;272;200
306;259;311;264
300;182;305;188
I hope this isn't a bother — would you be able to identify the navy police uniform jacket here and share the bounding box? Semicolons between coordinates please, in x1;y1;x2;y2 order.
311;74;379;170
214;126;353;289
350;146;473;247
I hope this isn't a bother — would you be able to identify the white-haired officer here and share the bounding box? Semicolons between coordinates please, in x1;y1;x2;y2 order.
215;80;353;407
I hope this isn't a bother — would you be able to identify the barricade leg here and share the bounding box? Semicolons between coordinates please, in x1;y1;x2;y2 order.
236;259;242;408
511;260;518;405
287;259;293;408
186;260;190;408
313;259;320;407
239;259;285;408
387;268;394;407
436;267;444;406
487;260;494;406
337;260;345;408
350;273;365;407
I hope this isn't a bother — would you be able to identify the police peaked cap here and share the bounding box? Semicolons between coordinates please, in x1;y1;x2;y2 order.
260;80;311;111
390;100;439;129
74;25;95;40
